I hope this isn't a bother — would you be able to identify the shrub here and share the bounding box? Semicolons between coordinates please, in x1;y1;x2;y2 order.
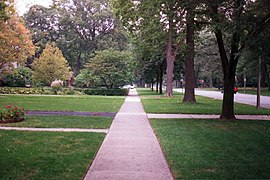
83;88;128;96
51;80;63;94
3;67;32;87
0;105;26;123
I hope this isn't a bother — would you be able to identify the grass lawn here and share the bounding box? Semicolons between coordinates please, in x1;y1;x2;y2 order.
0;130;105;179
0;115;113;129
137;88;270;115
151;118;270;179
0;94;124;112
238;88;270;96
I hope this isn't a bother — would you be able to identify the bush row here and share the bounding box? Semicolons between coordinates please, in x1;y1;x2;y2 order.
83;88;129;96
0;87;128;96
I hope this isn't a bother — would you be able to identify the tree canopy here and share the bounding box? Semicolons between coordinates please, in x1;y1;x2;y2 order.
32;42;71;86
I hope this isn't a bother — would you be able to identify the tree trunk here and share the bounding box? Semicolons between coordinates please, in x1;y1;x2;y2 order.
257;56;261;109
220;75;236;119
75;52;82;76
209;74;213;88
267;65;270;91
151;78;154;91
156;70;159;93
183;8;196;102
159;64;163;94
165;31;175;97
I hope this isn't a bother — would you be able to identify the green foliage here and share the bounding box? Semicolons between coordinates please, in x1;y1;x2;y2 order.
32;42;71;86
24;0;130;74
85;49;134;89
0;0;8;21
83;88;128;96
74;69;97;88
0;104;25;123
0;87;83;95
2;67;32;87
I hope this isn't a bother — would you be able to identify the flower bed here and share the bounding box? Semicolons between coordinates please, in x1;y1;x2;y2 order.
0;105;26;123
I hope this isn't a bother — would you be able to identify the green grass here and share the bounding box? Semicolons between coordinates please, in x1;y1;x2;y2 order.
0;94;124;112
137;88;270;115
238;88;270;96
0;115;113;129
0;130;105;179
151;118;270;179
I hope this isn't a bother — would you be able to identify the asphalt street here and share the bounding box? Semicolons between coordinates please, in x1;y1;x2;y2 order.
174;88;270;109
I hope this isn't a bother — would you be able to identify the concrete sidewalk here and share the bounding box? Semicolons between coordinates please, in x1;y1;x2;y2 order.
84;89;173;180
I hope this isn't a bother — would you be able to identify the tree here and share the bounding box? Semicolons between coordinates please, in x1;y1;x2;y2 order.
24;0;128;75
183;4;196;102
195;29;222;88
32;42;71;86
112;0;187;97
2;67;32;87
74;69;97;88
0;0;8;21
85;49;133;89
0;2;34;71
207;0;270;119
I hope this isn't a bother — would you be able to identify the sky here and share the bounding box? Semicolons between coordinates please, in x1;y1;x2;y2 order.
14;0;53;16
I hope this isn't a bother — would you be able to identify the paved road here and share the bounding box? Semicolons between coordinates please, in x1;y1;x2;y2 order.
174;88;270;109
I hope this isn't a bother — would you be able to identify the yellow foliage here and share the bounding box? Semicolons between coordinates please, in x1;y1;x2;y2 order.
32;42;71;86
0;14;35;70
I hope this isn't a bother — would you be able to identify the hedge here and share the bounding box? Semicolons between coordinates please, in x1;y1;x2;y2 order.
0;87;128;96
83;88;129;96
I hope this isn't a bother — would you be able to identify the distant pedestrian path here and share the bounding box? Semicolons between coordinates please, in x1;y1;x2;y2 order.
84;89;173;180
174;88;270;109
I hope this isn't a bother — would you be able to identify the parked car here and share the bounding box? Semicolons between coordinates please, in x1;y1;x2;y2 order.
122;85;135;89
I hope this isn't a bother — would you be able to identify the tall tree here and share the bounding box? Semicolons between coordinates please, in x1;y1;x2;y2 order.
207;0;270;119
0;0;9;21
24;0;125;75
195;29;222;88
0;1;34;72
112;0;186;97
183;4;196;102
85;49;133;89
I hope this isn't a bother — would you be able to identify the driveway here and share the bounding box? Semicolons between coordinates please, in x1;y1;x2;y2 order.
174;88;270;109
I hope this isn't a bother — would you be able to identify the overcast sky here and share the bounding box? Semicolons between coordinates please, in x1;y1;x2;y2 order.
14;0;53;16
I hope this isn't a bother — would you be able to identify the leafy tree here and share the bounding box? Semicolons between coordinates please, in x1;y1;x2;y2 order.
206;0;270;119
112;0;186;97
24;0;129;75
74;69;97;88
23;5;59;66
32;42;71;86
85;49;133;89
0;0;8;21
3;67;32;87
195;29;222;88
0;3;35;71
